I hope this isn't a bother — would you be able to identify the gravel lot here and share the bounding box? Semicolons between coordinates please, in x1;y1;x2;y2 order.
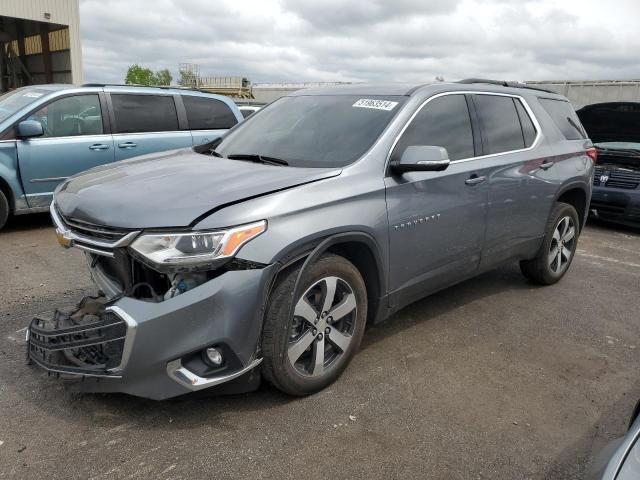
0;213;639;479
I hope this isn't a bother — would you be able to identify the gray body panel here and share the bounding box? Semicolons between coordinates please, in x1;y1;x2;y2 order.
588;411;640;480
42;82;593;399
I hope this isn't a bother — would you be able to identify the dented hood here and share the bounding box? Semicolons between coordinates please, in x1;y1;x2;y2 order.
55;148;342;229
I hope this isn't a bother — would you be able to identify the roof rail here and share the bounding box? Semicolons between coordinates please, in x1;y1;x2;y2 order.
457;78;555;94
81;83;211;93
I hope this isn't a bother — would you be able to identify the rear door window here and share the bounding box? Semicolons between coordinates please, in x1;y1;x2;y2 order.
539;98;586;140
182;96;238;130
111;94;179;133
392;94;475;161
474;95;525;154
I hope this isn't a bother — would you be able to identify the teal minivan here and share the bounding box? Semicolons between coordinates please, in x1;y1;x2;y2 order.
0;84;243;230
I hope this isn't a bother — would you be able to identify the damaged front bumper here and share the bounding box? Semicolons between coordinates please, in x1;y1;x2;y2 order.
28;297;136;377
30;205;276;400
28;265;275;400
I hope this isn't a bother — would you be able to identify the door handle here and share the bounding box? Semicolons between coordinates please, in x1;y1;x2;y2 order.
465;175;487;186
539;160;554;170
118;142;137;149
89;143;110;151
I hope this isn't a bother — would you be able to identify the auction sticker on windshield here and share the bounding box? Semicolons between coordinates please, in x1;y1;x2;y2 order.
353;99;398;111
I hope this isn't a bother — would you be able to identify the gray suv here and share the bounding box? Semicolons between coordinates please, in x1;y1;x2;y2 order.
28;80;594;400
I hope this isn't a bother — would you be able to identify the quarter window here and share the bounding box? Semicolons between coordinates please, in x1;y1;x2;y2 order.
26;94;104;138
474;95;525;154
111;94;179;134
515;99;537;147
539;98;586;140
392;94;475;162
182;96;238;130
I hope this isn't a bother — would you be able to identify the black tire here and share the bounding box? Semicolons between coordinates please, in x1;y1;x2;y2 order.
262;253;367;396
520;202;580;285
0;189;9;231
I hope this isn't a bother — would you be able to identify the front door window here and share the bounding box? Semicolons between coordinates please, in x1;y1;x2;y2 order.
27;95;104;138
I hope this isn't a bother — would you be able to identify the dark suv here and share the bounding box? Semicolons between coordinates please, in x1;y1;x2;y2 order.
28;80;594;400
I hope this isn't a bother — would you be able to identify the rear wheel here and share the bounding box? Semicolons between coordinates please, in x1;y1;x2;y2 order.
520;202;580;285
261;254;367;396
0;189;9;231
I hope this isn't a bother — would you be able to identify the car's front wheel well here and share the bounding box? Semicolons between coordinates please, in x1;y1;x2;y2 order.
557;188;587;231
0;177;14;213
326;242;381;325
268;238;384;326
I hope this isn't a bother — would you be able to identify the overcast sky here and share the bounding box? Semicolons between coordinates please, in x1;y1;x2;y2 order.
79;0;640;85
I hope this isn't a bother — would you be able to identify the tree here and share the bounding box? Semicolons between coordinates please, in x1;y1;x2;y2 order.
154;69;172;86
125;64;155;85
124;65;173;86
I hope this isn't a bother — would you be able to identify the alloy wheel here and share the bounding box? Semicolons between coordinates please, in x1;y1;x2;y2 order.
287;276;357;377
548;215;576;274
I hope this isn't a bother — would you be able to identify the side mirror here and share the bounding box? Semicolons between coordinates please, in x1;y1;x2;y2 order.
17;120;44;139
391;145;450;173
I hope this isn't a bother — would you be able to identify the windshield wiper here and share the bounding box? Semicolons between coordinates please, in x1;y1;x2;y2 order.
226;153;289;166
209;148;224;158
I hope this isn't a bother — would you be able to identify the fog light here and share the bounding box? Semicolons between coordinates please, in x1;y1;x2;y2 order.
205;347;223;366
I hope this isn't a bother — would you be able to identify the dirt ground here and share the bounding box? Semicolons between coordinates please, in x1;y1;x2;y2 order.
0;213;639;479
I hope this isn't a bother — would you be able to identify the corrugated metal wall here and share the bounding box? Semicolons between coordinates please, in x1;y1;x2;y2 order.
0;0;82;84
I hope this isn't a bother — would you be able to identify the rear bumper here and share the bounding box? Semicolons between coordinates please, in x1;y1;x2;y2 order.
590;186;640;227
28;264;277;400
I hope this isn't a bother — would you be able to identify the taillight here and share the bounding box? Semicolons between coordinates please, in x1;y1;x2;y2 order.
586;147;598;163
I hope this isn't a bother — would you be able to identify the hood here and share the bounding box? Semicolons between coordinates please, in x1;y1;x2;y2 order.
55;148;342;228
577;102;640;144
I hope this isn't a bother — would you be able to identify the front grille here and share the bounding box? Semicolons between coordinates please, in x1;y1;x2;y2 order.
59;214;130;242
594;165;640;189
28;297;128;377
52;206;140;258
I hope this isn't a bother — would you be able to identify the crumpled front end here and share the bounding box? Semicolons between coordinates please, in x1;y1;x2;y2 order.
28;296;135;378
27;204;275;400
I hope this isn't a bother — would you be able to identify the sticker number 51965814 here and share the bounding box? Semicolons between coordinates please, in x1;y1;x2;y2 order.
352;99;398;111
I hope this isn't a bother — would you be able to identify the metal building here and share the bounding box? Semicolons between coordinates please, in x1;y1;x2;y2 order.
0;0;82;93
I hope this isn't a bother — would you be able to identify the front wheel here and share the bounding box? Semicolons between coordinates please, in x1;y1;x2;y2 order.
261;254;367;396
0;189;9;231
520;202;580;285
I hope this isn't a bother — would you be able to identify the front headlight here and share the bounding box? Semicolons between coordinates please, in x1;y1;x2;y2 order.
129;220;266;269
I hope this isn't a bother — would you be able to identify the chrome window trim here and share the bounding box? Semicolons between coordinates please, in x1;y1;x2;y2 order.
385;90;543;168
18;133;113;142
111;130;192;136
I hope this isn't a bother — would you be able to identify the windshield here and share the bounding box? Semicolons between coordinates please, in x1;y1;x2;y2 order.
0;87;50;123
596;141;640;151
215;95;406;168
